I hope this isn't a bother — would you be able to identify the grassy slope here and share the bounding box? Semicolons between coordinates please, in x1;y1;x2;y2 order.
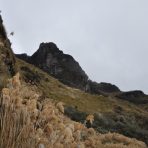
16;58;148;145
1;72;146;148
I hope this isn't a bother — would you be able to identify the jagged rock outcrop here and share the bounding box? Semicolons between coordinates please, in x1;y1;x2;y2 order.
116;90;148;104
0;15;17;89
16;42;120;94
16;42;89;90
15;53;30;62
33;42;89;90
87;80;120;95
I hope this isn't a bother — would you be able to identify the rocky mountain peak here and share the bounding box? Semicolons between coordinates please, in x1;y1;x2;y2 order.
37;42;63;55
17;42;89;90
16;42;122;94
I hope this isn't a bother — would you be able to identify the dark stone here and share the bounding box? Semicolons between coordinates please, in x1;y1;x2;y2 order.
0;15;7;39
87;80;120;95
15;53;31;62
31;42;88;90
116;90;148;104
86;120;92;128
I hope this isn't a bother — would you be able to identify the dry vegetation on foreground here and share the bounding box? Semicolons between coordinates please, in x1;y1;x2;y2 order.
0;73;147;148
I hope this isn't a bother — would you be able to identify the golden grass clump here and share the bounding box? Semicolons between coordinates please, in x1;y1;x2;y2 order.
86;114;94;124
12;72;21;88
56;102;65;113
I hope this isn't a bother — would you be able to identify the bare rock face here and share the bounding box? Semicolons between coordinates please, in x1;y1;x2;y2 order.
16;42;120;94
87;81;120;95
116;90;148;104
19;42;89;90
31;42;89;90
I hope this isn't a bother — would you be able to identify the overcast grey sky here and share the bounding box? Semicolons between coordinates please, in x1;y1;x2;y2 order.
1;0;148;93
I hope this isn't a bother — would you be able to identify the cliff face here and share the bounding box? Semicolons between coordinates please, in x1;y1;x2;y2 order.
0;15;17;89
17;42;89;90
116;90;148;104
32;42;89;90
16;42;120;94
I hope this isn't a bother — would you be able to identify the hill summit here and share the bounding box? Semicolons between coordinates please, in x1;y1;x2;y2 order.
16;42;120;95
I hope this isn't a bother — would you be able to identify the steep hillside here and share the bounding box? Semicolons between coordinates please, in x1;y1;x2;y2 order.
16;42;89;90
0;15;17;90
0;73;147;148
16;58;148;145
15;41;148;144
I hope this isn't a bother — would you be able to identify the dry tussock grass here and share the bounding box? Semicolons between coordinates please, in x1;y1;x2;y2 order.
0;73;147;148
